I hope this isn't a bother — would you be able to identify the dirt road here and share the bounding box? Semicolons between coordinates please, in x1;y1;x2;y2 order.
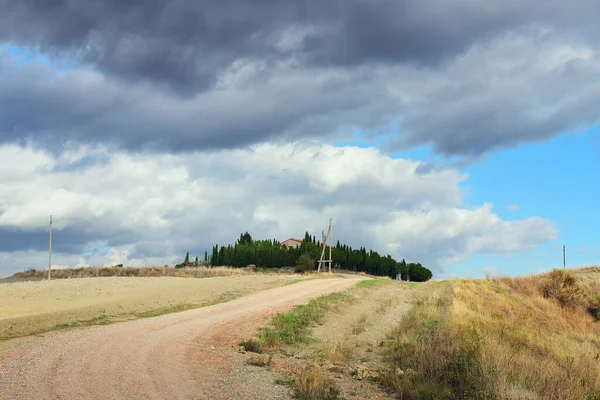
0;275;365;399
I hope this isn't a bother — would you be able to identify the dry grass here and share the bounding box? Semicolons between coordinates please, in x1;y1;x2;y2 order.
323;342;355;365
381;282;494;399
351;314;368;334
381;268;600;399
454;268;600;399
240;338;263;354
292;365;342;400
12;266;254;280
246;354;273;367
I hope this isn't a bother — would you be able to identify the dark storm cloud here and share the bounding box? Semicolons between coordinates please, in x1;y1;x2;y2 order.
0;226;94;253
3;0;597;91
1;0;600;155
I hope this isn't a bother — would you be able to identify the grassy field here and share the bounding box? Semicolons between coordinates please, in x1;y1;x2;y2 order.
0;274;308;339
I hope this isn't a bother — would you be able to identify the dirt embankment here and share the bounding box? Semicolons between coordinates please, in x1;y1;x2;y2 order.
0;274;299;339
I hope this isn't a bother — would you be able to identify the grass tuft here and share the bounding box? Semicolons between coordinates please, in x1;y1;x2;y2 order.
351;314;368;335
324;342;355;364
239;338;263;353
293;365;343;400
274;376;296;386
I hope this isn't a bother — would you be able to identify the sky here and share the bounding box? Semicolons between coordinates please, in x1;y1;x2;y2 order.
1;0;599;278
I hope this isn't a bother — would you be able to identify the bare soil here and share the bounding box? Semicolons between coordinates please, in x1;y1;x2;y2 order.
0;275;299;339
0;275;364;399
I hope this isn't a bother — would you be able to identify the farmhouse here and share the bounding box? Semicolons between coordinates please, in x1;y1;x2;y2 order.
281;237;334;250
281;238;303;249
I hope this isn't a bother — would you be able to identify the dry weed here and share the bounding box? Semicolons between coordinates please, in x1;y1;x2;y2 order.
293;365;342;400
246;354;272;367
351;314;368;335
323;342;354;364
239;338;263;353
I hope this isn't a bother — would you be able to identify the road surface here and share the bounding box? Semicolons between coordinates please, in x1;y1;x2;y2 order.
0;275;364;399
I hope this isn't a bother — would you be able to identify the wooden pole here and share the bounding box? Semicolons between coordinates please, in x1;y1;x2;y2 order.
328;218;332;273
48;215;52;280
563;245;566;269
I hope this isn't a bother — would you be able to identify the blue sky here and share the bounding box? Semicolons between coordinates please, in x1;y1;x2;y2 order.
335;126;600;278
452;129;600;277
407;130;600;278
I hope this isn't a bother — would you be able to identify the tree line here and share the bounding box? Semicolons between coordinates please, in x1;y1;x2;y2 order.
177;231;432;282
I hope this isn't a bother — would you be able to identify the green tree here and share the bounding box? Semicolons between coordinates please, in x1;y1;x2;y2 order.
184;252;190;264
237;232;253;246
194;256;199;267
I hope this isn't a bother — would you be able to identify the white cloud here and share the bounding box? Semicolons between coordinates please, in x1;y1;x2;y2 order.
508;204;520;211
0;143;557;277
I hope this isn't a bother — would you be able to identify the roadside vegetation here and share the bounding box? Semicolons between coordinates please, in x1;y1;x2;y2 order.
381;268;600;399
238;268;600;399
239;278;402;399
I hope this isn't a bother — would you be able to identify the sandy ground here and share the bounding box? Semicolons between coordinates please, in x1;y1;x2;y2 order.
0;275;365;399
0;275;299;339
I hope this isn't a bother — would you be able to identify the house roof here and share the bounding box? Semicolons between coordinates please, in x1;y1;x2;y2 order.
282;237;334;248
283;238;303;243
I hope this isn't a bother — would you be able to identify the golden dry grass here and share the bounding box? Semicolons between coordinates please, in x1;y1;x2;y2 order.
452;268;600;399
351;313;368;334
381;268;600;399
323;341;355;365
292;365;342;400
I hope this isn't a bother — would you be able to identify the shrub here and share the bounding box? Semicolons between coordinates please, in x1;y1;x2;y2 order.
541;270;587;308
588;294;600;321
295;255;315;274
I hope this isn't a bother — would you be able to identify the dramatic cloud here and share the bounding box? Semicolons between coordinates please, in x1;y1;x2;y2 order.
2;0;600;155
0;143;557;277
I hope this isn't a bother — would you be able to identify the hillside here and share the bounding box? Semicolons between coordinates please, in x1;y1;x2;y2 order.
380;267;600;399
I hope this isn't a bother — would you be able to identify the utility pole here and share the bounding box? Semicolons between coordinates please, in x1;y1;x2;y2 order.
318;217;333;272
48;215;53;280
328;218;333;273
563;244;566;269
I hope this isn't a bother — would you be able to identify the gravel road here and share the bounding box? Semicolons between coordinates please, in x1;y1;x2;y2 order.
0;275;364;399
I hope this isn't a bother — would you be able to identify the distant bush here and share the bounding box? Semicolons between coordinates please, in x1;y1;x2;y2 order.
295;255;315;274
